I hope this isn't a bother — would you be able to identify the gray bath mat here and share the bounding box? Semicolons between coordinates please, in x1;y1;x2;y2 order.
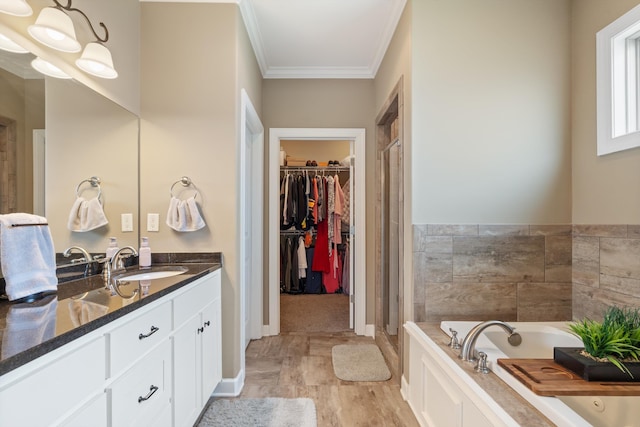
332;344;391;381
197;397;317;427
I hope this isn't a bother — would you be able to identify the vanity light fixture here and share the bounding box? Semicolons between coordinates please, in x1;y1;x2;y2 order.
0;32;29;53
76;41;117;79
31;56;71;79
28;5;80;52
28;0;117;79
0;0;32;17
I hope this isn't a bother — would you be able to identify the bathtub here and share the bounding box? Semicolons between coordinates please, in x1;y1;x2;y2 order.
440;321;640;427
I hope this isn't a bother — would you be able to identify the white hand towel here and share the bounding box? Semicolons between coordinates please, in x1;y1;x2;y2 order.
166;196;206;232
1;294;58;359
67;196;108;232
0;213;58;301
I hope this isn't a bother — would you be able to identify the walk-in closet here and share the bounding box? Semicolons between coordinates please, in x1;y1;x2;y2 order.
278;140;353;333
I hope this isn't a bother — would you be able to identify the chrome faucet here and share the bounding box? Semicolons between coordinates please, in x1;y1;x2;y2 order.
459;320;521;362
110;246;138;273
63;246;93;264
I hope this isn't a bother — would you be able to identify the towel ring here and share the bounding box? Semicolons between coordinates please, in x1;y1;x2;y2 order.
75;176;102;200
170;176;199;200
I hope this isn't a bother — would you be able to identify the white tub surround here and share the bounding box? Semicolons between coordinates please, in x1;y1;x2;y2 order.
407;321;640;427
404;322;554;427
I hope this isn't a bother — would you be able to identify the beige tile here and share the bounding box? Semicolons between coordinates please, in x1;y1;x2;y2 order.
424;282;517;321
243;357;283;386
427;224;478;236
413;303;426;322
572;236;599;288
572;285;640;322
530;224;572;236
545;235;572;282
453;236;545;283
627;225;640;238
600;238;640;287
414;251;452;283
517;282;572;321
412;224;428;251
573;224;627;237
478;225;529;236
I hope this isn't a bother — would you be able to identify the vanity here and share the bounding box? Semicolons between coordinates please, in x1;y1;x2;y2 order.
0;256;222;427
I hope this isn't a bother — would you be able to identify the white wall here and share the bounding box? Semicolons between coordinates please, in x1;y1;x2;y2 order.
141;2;262;380
411;0;572;224
572;0;640;224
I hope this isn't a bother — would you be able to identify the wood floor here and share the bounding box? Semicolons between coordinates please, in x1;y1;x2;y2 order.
231;331;419;426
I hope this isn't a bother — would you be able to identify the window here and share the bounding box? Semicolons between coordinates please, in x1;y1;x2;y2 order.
597;4;640;155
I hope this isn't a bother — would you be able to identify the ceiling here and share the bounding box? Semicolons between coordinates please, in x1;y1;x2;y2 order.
4;1;407;80
165;0;407;79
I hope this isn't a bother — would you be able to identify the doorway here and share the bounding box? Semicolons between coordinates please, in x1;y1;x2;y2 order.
375;77;404;382
239;90;264;385
268;128;367;336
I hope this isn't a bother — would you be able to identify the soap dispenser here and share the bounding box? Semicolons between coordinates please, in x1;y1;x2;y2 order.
106;237;119;260
139;237;152;268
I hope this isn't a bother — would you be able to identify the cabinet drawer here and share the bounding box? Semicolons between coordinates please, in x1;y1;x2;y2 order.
109;340;171;427
0;336;105;427
174;273;219;327
108;301;171;376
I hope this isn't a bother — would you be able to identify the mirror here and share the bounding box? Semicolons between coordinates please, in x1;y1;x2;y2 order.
0;50;139;265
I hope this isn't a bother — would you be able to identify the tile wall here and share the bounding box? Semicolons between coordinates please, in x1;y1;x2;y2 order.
412;224;572;322
573;225;640;321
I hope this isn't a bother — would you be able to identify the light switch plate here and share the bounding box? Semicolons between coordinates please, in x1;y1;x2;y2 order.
121;213;133;232
147;213;160;232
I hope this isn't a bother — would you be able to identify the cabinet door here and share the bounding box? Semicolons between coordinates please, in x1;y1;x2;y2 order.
172;313;202;427
201;300;221;399
59;393;107;427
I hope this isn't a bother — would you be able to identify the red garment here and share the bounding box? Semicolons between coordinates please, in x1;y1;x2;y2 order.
312;218;330;273
322;246;340;293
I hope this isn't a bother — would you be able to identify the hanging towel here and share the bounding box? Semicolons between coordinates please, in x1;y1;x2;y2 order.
1;294;58;359
166;196;206;232
0;213;58;301
67;196;108;232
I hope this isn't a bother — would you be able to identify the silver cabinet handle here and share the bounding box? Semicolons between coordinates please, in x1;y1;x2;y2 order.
138;326;159;340
138;385;158;403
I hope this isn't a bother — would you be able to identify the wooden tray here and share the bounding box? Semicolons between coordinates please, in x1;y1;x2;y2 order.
497;358;640;396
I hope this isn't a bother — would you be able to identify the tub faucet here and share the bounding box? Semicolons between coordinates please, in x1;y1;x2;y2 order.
459;320;521;362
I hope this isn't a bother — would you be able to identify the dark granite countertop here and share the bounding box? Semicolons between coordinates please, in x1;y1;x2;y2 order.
0;253;222;377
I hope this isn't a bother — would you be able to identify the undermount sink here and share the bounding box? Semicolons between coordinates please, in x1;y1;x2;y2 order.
114;266;188;282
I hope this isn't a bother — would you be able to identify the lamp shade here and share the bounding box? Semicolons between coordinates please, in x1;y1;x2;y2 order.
76;42;118;79
31;57;71;79
0;0;32;16
28;7;81;53
0;33;28;53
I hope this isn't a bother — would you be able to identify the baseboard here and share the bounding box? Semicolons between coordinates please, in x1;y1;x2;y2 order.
401;375;409;401
212;369;245;397
262;324;273;336
365;323;375;337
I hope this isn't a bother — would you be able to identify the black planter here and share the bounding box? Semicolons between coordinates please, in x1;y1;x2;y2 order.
554;347;640;382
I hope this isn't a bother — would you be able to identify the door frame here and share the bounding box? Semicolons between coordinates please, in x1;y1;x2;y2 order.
268;128;366;336
239;89;264;375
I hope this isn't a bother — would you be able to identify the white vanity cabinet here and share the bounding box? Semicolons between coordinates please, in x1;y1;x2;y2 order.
172;270;222;427
0;268;222;427
0;334;106;427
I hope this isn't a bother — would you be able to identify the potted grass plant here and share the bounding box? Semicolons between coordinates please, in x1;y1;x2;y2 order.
554;306;640;381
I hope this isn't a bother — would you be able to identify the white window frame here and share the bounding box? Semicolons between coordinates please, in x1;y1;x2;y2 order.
597;4;640;156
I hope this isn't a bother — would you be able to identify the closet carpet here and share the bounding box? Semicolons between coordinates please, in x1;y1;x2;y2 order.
280;294;350;333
